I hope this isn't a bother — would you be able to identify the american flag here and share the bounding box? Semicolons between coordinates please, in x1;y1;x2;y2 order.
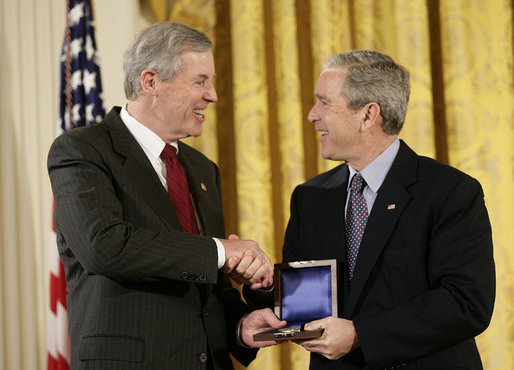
48;0;105;369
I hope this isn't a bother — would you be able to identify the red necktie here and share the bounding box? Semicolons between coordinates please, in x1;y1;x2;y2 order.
160;145;199;234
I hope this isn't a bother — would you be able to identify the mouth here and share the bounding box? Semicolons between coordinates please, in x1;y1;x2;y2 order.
319;130;328;136
193;109;205;119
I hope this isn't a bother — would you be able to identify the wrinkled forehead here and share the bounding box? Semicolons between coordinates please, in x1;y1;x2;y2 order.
315;68;347;97
175;50;216;77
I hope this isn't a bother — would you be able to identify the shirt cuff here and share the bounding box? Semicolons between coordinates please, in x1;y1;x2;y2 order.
236;314;253;348
213;237;226;269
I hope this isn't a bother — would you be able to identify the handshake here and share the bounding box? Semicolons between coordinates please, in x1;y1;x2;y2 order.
220;234;274;290
220;234;286;348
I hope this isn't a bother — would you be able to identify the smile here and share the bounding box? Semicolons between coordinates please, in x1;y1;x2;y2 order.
193;109;205;119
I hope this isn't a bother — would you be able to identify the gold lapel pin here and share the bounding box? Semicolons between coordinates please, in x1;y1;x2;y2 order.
200;183;207;192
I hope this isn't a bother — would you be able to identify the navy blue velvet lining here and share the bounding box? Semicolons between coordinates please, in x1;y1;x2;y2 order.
281;266;332;324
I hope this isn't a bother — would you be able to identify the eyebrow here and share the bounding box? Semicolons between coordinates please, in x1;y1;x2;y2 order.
314;93;329;102
196;73;216;80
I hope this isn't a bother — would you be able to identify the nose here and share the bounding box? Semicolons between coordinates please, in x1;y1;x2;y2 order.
308;103;318;123
204;83;218;103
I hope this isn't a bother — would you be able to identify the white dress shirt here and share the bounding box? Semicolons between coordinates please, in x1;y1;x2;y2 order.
120;105;226;268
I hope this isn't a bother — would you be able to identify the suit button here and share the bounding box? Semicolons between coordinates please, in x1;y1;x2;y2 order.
199;353;208;363
181;272;189;279
199;273;206;281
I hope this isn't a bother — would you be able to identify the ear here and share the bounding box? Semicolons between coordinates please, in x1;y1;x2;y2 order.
360;102;381;132
140;69;159;96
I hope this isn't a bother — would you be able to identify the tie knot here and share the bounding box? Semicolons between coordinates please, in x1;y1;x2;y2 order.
160;144;177;160
350;173;366;193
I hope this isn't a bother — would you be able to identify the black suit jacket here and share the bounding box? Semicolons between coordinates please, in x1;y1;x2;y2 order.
48;107;257;369
268;141;494;369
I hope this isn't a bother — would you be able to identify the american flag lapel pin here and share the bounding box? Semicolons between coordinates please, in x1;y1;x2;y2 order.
387;204;396;210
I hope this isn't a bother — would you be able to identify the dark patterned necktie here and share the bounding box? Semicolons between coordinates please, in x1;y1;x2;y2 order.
345;173;368;280
160;145;199;234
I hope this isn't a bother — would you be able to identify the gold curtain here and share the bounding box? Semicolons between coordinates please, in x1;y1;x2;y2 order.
145;0;513;369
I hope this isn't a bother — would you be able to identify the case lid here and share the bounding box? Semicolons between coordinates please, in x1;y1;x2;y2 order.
274;259;338;327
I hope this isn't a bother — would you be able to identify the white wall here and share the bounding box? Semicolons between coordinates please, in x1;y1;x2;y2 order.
94;0;151;109
0;1;150;368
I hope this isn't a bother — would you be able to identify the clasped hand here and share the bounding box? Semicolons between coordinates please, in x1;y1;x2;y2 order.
221;234;273;289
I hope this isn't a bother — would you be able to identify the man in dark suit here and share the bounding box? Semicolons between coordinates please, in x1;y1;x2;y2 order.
248;50;495;369
48;22;284;369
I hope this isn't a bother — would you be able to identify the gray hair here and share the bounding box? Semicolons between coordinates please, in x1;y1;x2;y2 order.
123;22;212;100
323;50;410;135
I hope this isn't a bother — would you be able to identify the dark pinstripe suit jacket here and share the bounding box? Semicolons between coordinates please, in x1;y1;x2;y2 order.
48;107;257;369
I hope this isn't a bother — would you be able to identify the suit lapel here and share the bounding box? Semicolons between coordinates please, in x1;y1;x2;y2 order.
178;147;209;234
345;141;418;316
176;142;219;297
105;109;180;230
329;168;350;261
178;144;227;240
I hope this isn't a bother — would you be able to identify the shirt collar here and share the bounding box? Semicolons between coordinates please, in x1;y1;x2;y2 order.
120;104;179;157
348;137;400;193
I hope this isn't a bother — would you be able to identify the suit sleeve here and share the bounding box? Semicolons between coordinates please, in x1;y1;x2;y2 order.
355;175;495;366
283;186;304;262
219;273;259;365
242;185;307;310
48;132;219;284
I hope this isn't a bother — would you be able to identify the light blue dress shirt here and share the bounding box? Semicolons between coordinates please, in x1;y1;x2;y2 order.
346;138;400;216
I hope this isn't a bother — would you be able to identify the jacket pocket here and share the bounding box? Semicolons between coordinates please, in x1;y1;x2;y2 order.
79;335;144;362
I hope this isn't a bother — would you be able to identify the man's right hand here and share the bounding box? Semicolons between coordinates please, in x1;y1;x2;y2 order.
221;234;273;290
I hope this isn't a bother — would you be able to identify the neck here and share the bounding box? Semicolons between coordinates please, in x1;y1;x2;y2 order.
347;135;397;172
125;100;147;124
126;99;163;138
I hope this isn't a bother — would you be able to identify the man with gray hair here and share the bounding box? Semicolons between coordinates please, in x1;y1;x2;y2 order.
48;22;284;369
249;49;495;369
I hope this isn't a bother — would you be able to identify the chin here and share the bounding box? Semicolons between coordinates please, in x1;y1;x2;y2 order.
190;124;203;137
320;149;332;160
321;152;341;162
190;130;202;137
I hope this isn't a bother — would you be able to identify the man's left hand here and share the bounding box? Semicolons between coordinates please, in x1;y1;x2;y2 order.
240;308;286;348
299;317;359;360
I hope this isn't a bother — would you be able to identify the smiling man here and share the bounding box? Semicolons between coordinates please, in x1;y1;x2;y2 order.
253;50;495;369
48;22;283;369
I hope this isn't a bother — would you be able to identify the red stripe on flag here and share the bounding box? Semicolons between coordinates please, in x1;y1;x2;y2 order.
47;352;70;370
50;260;67;314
